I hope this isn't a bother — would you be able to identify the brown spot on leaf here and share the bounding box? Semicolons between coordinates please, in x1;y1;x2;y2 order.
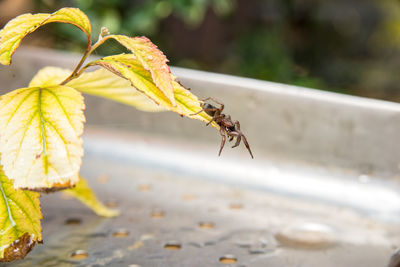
0;233;37;262
23;181;75;193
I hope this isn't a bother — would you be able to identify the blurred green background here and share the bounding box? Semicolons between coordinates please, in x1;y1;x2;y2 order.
1;0;399;101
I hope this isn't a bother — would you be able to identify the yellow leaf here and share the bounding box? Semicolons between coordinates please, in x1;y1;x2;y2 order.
172;79;218;126
0;85;85;190
88;54;217;126
30;66;165;112
88;54;172;105
0;8;91;65
0;166;42;262
28;66;70;87
65;177;119;217
105;35;175;106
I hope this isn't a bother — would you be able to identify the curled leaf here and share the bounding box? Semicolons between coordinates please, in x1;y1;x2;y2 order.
103;35;175;105
0;86;85;189
0;167;42;262
88;54;172;106
0;8;91;65
87;54;217;126
171;78;217;125
65;177;119;217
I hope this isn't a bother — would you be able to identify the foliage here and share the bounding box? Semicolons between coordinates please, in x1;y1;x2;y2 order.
0;166;42;262
0;7;217;262
35;0;235;35
30;0;400;101
64;177;119;217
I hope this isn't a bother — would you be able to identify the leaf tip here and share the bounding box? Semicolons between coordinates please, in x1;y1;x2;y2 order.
0;57;11;66
98;208;120;218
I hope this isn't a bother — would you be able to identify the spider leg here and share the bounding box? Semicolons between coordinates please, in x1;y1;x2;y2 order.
206;114;224;126
190;107;219;116
242;135;254;159
205;116;216;126
201;97;224;113
227;131;241;148
218;128;227;156
232;120;253;158
233;120;241;130
232;135;242;148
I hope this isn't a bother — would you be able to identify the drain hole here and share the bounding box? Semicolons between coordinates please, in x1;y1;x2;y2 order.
219;255;237;264
65;218;81;225
70;250;89;260
198;222;215;229
112;229;130;238
164;242;182;250
105;199;118;208
229;203;243;210
138;184;151;192
151;210;165;218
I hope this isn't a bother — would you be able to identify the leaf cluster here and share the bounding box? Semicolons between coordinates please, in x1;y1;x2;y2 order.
0;7;216;262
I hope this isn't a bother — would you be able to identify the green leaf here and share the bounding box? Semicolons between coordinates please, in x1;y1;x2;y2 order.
87;53;217;126
0;8;91;65
0;85;85;190
103;35;175;106
0;166;42;262
30;66;165;112
64;177;119;217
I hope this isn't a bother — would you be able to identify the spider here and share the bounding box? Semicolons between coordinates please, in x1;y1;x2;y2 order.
192;97;254;159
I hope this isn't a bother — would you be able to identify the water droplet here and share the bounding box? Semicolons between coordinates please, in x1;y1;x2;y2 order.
204;240;216;246
65;218;81;225
151;210;165;218
70;250;89;260
219;255;237;264
164;241;181;250
105;199;118;208
138;184;151;192
198;222;215;229
229;203;243;210
248;248;266;254
140;234;155;241
112;229;129;238
275;222;336;249
87;232;108;238
188;242;203;248
235;240;252;248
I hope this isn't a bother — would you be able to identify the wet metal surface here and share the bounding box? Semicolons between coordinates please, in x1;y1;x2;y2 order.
1;47;400;266
0;129;396;267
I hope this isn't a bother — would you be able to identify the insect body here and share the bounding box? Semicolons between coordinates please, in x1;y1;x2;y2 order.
192;97;254;158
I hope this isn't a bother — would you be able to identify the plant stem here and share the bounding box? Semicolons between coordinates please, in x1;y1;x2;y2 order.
60;35;112;85
60;38;92;85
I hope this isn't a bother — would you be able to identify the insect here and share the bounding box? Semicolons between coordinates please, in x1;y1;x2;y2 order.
192;97;254;158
